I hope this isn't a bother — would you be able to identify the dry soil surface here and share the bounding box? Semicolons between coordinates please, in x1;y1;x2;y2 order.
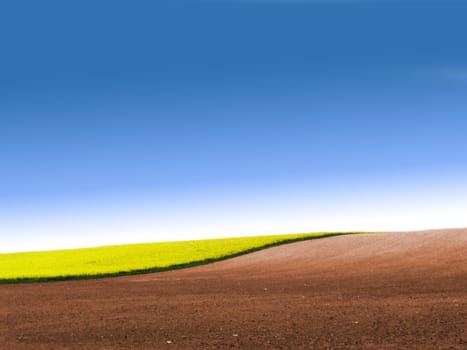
1;229;466;349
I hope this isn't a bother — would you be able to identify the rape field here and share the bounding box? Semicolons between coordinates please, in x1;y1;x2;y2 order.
0;232;356;283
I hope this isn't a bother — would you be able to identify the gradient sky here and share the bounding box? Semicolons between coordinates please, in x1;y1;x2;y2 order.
1;0;467;252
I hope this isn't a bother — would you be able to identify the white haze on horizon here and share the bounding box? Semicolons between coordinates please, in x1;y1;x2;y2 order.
2;176;467;253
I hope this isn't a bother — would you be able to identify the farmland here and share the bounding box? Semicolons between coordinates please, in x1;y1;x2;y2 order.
0;232;355;282
1;229;466;349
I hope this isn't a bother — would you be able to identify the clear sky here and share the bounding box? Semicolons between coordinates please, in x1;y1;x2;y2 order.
1;0;467;252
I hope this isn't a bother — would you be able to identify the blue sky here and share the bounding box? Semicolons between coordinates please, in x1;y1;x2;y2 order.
1;0;467;252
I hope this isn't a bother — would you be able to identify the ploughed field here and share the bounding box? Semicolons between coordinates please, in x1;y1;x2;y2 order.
1;229;466;349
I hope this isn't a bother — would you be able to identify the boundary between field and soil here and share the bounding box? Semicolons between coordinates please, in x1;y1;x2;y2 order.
0;232;371;284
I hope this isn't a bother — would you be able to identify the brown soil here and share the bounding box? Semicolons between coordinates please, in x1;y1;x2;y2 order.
1;229;466;349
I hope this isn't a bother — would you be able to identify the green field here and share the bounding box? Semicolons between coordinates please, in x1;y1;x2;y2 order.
0;232;358;283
